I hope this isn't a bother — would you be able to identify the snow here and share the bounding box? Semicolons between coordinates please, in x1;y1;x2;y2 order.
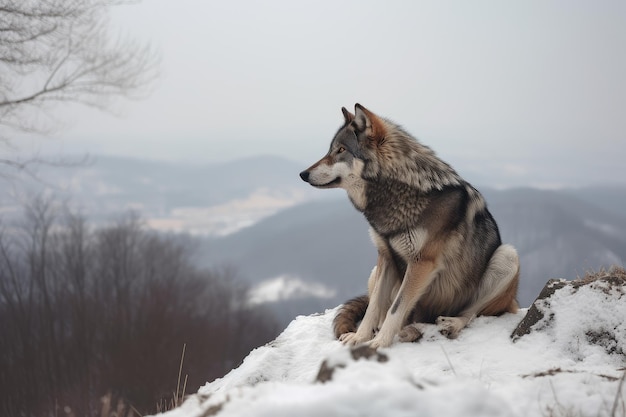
156;280;626;417
248;275;337;305
543;281;626;362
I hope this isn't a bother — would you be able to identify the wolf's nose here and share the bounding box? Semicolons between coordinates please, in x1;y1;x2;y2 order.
299;171;310;182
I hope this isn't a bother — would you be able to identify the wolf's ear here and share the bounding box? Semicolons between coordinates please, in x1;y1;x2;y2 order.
341;107;355;124
354;103;385;141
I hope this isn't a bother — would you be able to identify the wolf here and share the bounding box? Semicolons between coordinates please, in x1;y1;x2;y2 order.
299;104;520;349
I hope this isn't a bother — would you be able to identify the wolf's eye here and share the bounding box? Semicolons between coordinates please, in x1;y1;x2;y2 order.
337;147;346;154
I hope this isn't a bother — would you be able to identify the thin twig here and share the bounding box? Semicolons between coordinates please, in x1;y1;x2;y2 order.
175;343;186;407
182;374;188;404
611;370;626;417
440;345;457;376
129;404;143;417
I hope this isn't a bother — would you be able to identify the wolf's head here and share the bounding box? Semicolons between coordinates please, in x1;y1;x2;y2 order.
301;104;459;195
299;103;385;191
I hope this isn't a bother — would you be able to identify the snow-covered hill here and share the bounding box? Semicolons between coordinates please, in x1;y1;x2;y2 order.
157;270;626;417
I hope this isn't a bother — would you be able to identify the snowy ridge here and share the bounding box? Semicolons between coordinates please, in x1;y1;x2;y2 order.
158;277;626;417
248;275;337;305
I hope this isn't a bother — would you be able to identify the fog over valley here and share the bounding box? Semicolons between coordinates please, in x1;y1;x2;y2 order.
3;154;625;327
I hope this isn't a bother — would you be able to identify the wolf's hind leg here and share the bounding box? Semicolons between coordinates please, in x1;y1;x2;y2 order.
437;244;520;339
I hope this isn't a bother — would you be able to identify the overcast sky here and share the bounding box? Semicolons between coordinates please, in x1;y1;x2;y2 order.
21;0;626;188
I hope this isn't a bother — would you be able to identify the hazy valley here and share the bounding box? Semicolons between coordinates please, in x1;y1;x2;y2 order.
3;155;625;327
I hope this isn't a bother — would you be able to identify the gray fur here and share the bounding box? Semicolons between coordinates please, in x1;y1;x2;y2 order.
300;104;520;348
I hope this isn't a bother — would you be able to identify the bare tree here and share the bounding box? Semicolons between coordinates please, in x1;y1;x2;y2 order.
0;0;159;166
0;200;279;416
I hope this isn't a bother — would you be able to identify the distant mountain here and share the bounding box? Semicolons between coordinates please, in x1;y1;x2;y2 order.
3;155;625;328
484;187;626;303
0;154;320;235
563;185;626;219
200;187;626;327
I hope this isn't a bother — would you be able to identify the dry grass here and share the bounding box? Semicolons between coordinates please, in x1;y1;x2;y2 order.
541;370;626;417
156;343;189;414
576;265;626;284
611;371;626;417
97;344;190;417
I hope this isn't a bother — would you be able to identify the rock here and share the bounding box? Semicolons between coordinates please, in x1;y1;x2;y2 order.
510;278;568;340
511;266;626;359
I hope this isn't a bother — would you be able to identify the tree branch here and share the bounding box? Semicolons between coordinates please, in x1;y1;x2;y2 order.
0;0;159;145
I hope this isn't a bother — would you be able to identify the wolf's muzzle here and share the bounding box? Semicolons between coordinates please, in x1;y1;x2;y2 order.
299;170;310;182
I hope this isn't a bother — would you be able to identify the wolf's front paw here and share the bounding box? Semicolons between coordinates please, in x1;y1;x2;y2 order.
366;333;394;349
436;316;464;339
339;332;357;344
339;325;378;345
339;332;370;346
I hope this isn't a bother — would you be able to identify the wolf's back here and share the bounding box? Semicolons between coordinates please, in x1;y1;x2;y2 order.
333;295;369;338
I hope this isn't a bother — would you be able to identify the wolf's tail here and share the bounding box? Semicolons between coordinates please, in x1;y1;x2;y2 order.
333;295;369;339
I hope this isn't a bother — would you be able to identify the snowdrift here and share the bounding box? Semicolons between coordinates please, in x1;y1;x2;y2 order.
158;268;626;417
